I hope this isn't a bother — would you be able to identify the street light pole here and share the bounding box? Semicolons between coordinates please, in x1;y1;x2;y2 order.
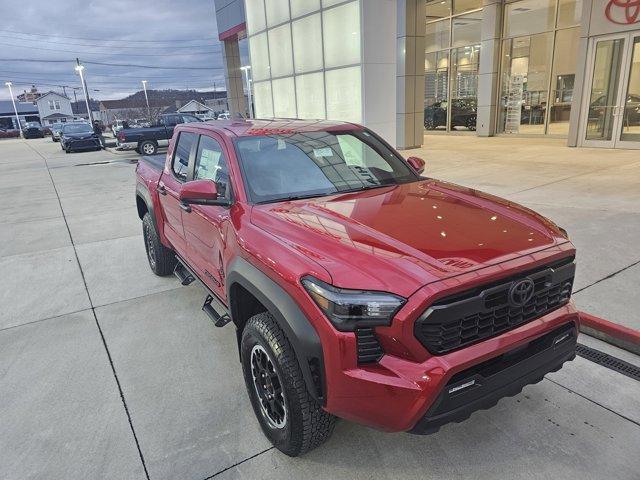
240;66;254;119
141;80;151;122
4;82;22;137
75;59;93;124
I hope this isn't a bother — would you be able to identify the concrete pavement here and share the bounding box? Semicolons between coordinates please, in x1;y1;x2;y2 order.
1;137;639;479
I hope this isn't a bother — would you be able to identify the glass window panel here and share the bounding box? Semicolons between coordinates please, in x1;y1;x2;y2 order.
586;39;625;141
505;0;556;37
265;0;290;27
426;0;452;21
548;27;579;136
291;0;320;18
452;11;482;47
246;0;266;34
620;37;640;142
292;14;323;73
253;80;274;117
323;1;361;68
454;0;482;14
425;20;450;52
325;66;362;123
557;0;582;27
424;51;449;130
268;24;294;77
296;72;326;118
249;32;271;81
451;46;480;130
499;33;553;134
272;77;297;117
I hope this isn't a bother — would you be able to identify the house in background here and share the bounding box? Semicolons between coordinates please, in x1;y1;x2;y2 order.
17;85;43;103
36;92;75;125
177;100;215;117
0;101;40;129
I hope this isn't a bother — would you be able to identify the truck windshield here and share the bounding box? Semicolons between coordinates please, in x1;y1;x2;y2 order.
235;130;418;204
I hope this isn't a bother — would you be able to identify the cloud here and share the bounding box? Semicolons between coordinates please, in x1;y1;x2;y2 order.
0;0;247;100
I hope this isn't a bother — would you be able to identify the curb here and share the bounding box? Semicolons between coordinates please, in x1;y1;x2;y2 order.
579;311;640;356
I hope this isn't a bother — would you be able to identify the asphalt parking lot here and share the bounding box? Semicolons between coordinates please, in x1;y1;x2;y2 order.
1;137;639;480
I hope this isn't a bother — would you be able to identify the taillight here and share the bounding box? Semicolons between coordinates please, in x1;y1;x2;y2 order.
117;131;125;141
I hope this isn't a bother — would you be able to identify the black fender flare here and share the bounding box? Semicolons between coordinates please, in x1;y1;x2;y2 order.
226;257;326;405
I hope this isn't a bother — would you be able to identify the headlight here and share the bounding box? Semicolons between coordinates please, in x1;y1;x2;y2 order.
301;276;406;332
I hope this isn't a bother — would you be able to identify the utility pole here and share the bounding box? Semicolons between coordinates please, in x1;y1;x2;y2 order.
62;85;67;97
4;82;23;136
240;66;253;119
75;58;93;123
141;80;151;121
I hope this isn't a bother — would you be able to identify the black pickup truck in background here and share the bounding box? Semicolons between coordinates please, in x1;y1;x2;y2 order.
116;113;202;155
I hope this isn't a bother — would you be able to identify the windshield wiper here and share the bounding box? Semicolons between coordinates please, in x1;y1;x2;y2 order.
257;192;336;204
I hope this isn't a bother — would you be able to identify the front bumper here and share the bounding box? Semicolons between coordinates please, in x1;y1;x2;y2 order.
409;321;576;434
66;138;101;150
322;304;579;432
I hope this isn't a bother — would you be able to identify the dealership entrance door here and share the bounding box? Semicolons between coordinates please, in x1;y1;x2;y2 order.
581;32;640;149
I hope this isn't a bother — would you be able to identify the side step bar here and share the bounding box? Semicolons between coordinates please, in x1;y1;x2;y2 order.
203;295;232;328
173;262;195;286
174;256;232;328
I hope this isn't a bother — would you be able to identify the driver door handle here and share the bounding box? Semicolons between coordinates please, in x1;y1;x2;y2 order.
179;202;192;213
158;182;167;195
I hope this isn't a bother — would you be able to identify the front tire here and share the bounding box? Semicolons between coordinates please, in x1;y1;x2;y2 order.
241;312;336;457
142;212;176;276
139;140;157;156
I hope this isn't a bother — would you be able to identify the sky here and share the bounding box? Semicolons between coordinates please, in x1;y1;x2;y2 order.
0;0;247;101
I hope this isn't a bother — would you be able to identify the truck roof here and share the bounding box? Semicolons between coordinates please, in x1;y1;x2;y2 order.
193;118;362;138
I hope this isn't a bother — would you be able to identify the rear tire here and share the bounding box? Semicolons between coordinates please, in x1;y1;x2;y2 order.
142;212;176;276
241;312;336;457
139;140;157;156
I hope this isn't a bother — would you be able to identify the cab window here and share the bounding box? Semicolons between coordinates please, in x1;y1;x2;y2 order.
194;135;231;200
172;132;196;180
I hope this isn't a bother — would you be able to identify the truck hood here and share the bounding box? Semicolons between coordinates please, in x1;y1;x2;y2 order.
251;179;568;297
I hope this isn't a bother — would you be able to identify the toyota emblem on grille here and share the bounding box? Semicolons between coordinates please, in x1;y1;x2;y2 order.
509;278;535;307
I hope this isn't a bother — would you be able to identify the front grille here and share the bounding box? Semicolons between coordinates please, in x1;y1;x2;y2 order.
415;257;575;355
356;327;384;363
71;138;98;148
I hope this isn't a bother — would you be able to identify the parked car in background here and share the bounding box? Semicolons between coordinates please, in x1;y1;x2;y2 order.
22;122;44;139
60;122;102;153
216;111;230;120
117;113;201;155
50;124;64;142
135;119;578;456
424;98;477;131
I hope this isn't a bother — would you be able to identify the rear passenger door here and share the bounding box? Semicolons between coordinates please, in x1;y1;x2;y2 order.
181;133;233;300
157;130;197;257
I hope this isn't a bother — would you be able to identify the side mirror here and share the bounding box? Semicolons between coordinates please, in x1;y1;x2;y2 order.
179;180;228;206
406;156;426;175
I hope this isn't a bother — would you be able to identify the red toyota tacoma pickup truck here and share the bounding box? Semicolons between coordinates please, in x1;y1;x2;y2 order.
135;119;578;456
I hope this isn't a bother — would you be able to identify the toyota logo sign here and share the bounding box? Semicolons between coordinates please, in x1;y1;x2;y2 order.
508;278;535;307
605;0;640;25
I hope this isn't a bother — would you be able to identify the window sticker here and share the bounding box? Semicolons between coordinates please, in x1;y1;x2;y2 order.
313;147;333;158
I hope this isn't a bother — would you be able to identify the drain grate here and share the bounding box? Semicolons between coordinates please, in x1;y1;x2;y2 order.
576;344;640;382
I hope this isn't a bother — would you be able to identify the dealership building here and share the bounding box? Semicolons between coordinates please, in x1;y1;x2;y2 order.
214;0;639;150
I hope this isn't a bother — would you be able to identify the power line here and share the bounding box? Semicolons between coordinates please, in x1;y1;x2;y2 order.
0;33;221;50
0;29;219;44
83;60;224;70
0;41;221;57
0;58;224;70
0;69;220;80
